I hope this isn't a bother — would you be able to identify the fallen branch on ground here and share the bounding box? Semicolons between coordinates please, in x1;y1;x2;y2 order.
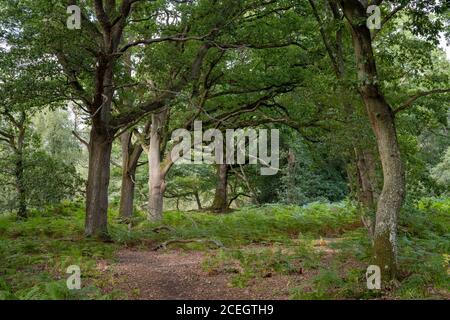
152;226;175;233
153;239;224;251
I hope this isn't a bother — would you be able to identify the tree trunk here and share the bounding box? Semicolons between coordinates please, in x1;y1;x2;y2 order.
340;0;406;281
355;148;378;209
84;58;117;239
309;0;379;212
364;96;405;281
14;125;27;219
119;132;142;219
148;110;167;221
85;125;113;238
211;163;229;212
194;192;202;210
15;156;27;218
118;49;142;219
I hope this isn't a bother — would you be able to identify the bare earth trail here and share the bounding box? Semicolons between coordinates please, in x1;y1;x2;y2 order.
103;239;350;300
110;249;302;299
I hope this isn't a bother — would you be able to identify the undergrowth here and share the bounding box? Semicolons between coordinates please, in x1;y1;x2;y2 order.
115;201;361;248
0;202;120;300
0;198;448;300
288;198;450;300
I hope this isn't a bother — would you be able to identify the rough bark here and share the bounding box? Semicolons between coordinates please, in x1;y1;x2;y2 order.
364;96;405;281
211;163;229;212
340;0;406;281
148;110;168;221
85;125;113;238
84;52;117;237
119;131;142;219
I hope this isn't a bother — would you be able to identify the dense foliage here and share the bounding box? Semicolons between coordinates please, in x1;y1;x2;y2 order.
0;0;449;300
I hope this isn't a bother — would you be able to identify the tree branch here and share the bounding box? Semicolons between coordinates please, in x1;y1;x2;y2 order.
373;1;412;38
119;29;218;53
112;44;211;128
72;130;89;148
394;88;450;114
94;0;112;32
308;0;340;76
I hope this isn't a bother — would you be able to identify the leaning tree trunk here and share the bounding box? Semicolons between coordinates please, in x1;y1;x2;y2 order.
119;132;142;219
118;50;142;219
364;96;405;281
211;163;229;212
194;192;202;210
340;0;406;281
148;110;167;221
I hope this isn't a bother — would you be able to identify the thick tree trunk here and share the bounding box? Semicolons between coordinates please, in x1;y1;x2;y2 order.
211;163;229;212
85;125;113;238
148;111;167;221
84;57;117;238
364;96;405;281
119;132;142;219
340;0;406;281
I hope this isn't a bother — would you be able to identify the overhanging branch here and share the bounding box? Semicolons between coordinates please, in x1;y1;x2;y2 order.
394;88;450;114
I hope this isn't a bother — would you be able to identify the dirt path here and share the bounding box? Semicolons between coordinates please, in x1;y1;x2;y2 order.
109;248;308;300
98;239;448;300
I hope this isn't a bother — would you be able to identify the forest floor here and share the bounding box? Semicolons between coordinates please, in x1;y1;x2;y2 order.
1;200;449;300
106;238;359;300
